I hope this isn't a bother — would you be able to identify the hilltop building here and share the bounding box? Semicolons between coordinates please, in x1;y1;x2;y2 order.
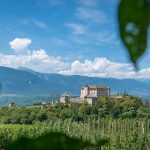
86;95;98;105
41;102;47;109
60;94;70;104
9;103;16;107
80;85;110;105
60;85;111;105
80;85;110;99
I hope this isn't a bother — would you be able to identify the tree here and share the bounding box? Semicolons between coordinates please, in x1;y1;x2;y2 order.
78;102;92;119
94;97;114;117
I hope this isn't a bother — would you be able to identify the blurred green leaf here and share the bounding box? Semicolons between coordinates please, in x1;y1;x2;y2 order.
6;132;108;150
118;0;150;67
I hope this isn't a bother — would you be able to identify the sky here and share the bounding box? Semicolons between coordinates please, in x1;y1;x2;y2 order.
0;0;150;79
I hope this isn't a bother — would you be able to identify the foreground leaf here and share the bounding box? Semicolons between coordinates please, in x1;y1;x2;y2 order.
118;0;150;67
6;132;108;150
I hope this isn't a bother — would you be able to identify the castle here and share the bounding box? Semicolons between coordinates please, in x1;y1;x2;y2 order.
80;85;110;98
60;85;111;105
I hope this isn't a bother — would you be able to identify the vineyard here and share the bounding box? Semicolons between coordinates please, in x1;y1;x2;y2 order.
1;118;150;150
0;96;150;149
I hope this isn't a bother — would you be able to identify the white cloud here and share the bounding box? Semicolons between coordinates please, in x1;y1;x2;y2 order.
60;58;137;78
138;69;150;79
76;7;108;23
65;23;87;35
65;26;119;46
9;38;32;54
94;31;120;45
33;20;47;28
21;19;47;28
1;51;150;79
51;37;67;46
2;38;150;79
59;57;150;79
0;49;68;73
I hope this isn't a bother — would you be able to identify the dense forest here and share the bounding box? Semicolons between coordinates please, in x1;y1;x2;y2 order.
0;95;150;124
1;95;150;149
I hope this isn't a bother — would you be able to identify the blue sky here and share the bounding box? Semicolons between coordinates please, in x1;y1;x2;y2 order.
0;0;150;78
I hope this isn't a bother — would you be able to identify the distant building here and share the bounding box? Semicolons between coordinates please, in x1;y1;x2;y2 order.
80;85;110;99
9;103;16;107
41;102;47;109
59;85;111;105
60;94;70;104
80;85;111;105
51;100;59;105
51;101;54;106
87;96;98;105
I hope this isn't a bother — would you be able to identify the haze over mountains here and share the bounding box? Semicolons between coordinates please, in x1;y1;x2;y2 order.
0;66;150;98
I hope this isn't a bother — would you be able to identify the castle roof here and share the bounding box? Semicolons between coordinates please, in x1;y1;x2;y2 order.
81;85;110;89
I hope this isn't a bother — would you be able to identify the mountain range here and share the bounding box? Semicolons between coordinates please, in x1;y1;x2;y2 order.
0;66;150;98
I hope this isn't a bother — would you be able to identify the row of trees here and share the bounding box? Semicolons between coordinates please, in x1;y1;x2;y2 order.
0;95;150;124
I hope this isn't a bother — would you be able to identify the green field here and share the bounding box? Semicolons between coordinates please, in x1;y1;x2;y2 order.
1;118;150;149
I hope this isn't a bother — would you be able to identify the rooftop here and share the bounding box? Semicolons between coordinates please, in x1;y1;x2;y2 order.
61;94;70;97
81;85;110;89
